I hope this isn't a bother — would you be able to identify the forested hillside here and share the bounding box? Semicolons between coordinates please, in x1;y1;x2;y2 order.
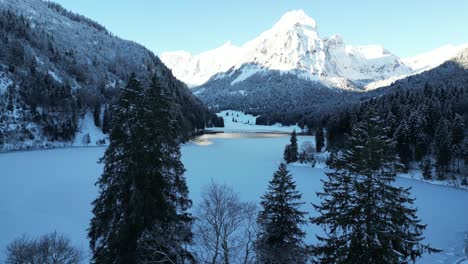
194;67;372;127
325;49;468;183
0;0;220;151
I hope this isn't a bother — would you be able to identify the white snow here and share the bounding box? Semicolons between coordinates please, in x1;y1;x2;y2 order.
160;41;242;87
230;65;263;85
73;112;107;146
228;90;247;96
192;88;205;95
207;110;302;133
0;134;467;263
403;44;468;72
364;44;468;90
0;72;13;95
48;70;62;83
161;10;467;90
272;9;317;30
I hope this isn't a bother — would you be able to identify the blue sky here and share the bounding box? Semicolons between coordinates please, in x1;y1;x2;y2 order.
51;0;468;57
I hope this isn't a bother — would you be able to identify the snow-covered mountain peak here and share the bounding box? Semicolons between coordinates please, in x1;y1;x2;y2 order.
273;9;317;30
161;10;467;90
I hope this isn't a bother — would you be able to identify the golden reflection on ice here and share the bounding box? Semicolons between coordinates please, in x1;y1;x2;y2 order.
191;132;288;146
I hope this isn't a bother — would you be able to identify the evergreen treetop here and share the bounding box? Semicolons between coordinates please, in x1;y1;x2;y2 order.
312;113;439;264
88;74;193;264
256;163;308;264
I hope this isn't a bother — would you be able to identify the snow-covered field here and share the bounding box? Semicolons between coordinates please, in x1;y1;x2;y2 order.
207;110;302;133
73;112;107;147
1;134;467;263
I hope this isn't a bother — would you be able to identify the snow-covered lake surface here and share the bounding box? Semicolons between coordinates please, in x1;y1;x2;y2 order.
1;134;467;263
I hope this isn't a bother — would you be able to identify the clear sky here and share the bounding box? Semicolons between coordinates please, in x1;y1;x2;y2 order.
50;0;468;57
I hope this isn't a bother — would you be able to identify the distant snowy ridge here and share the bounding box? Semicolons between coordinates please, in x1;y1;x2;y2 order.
161;10;467;91
402;44;468;72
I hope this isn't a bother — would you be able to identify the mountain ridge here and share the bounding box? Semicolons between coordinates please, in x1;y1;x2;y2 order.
0;0;219;151
161;10;467;90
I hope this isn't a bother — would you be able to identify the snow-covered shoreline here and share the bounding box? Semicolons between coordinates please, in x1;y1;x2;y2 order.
206;110;303;133
399;171;468;190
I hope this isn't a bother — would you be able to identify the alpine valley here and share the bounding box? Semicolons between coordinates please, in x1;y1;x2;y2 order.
161;10;468;125
2;2;468;264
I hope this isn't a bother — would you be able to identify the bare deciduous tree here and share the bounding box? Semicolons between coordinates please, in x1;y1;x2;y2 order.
299;141;315;164
6;232;83;264
194;182;258;264
137;223;195;264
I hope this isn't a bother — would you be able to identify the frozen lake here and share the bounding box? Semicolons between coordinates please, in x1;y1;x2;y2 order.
1;134;467;263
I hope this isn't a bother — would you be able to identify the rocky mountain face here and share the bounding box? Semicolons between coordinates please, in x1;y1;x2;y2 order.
0;0;219;151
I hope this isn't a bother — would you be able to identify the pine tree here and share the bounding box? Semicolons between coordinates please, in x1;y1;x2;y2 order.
289;130;298;162
422;158;432;180
408;111;428;162
283;144;292;163
463;138;468;168
451;114;465;171
136;75;193;263
394;120;412;169
434;118;451;179
88;74;193;264
93;103;101;128
101;105;110;134
283;130;299;164
312;114;439;264
315;127;325;153
256;163;308;264
451;114;465;146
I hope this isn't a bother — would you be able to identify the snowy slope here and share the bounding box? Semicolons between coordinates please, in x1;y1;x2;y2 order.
403;44;468;72
73;112;107;146
356;44;468;90
161;10;466;91
0;0;214;152
161;42;241;88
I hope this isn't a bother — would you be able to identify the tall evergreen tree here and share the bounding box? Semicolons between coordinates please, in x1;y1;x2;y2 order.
93;102;101;128
451;113;465;170
88;74;193;264
463;138;468;168
394;120;412;169
422;158;433;180
283;130;299;164
101;105;110;134
451;114;465;146
312;114;439;264
136;75;193;263
315;127;325;153
290;130;298;162
283;144;293;164
434;118;451;179
408;111;428;162
256;163;308;264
